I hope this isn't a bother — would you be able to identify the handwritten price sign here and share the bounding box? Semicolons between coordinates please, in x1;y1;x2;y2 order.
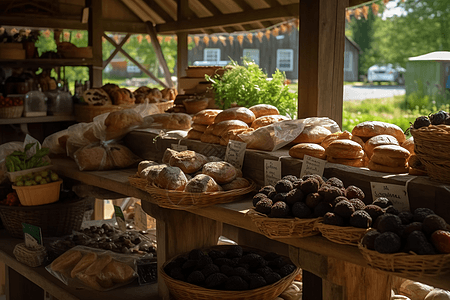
300;155;326;178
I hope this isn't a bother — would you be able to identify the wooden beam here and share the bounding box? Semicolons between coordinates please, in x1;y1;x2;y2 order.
0;15;87;30
261;0;282;7
103;34;168;88
146;22;174;88
87;0;103;88
103;34;131;69
298;0;347;126
156;4;299;33
232;0;253;11
103;19;148;34
197;0;222;16
142;0;175;22
176;0;189;88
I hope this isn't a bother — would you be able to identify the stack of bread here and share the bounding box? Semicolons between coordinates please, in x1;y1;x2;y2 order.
137;149;250;192
187;109;222;141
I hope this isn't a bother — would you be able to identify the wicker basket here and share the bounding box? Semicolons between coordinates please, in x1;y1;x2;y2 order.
128;173;148;191
145;180;256;210
156;100;175;113
74;104;131;123
0;106;23;118
160;245;301;300
13;180;62;206
0;197;88;238
13;243;47;267
411;125;450;184
315;221;369;246
246;209;320;239
358;243;450;277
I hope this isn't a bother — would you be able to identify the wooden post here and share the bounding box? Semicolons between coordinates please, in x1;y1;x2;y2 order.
145;22;174;88
87;0;103;87
176;0;189;90
298;0;347;127
5;267;43;300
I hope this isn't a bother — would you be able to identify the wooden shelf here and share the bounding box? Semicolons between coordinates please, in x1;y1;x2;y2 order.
0;58;95;68
0;115;76;125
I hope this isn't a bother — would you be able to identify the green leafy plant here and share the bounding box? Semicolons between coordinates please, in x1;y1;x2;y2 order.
206;59;298;118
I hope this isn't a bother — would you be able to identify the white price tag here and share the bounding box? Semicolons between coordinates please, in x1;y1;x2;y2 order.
371;182;409;211
171;144;188;151
300;155;326;178
225;140;247;169
135;203;148;230
264;160;281;186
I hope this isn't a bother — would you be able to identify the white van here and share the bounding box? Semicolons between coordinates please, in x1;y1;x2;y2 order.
367;64;406;85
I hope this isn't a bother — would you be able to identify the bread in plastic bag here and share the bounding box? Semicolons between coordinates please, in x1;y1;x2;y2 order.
46;246;138;291
140;112;192;130
42;129;69;156
239;117;341;151
73;141;140;171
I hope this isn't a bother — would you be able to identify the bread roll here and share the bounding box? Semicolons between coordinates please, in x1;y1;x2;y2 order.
111;88;135;105
85;254;113;276
402;136;414;155
145;164;167;183
200;133;221;144
368;161;408;173
251;115;290;129
192;123;208;132
327;156;365;167
51;250;82;273
372;144;410;160
249;104;279;118
183;98;209;114
71;252;97;278
76;272;103;290
143;113;192;130
352;121;406;144
184;174;222;192
108;144;139;169
204;124;216;135
169;150;208;173
192;109;222;125
162;148;179;164
104;110;143;134
221;177;250;191
214;107;256;125
293;125;332;144
101;260;135;284
202;161;237;184
187;129;203;140
138;160;158;174
212;120;249;137
289;143;326;159
321;131;364;148
364;134;399;159
325;140;364;159
155;166;188;190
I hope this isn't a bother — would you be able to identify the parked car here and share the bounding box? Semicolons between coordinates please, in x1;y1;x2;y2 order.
367;64;406;85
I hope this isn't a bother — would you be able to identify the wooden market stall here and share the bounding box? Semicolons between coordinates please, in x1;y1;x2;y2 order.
5;1;443;300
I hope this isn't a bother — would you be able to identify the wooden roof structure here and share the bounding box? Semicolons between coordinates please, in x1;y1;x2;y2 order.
1;0;373;126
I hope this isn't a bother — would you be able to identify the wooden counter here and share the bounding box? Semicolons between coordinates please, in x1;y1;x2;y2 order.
51;158;450;300
0;230;160;300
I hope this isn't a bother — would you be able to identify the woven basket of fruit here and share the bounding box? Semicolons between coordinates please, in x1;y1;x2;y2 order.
410;111;450;184
0;95;24;118
0;190;87;238
161;245;300;300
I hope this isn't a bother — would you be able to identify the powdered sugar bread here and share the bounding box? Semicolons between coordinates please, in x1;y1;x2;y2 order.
162;148;179;164
145;164;167;183
138;160;158;174
202;161;237;184
169;150;208;173
155;166;188;190
184;174;222;192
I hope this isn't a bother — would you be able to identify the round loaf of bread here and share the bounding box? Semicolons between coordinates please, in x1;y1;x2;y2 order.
326;156;365;167
289;143;326;159
320;131;364;148
202;161;237;184
370;154;407;167
293;125;332;144
208;156;222;162
402;136;414;155
192;109;222;125
368;161;408;173
212;120;249;137
372;144;410;160
155;166;188;190
364;134;399;159
187;129;203;140
184;174;222;193
162;148;179;164
169;150;208;173
221;177;250;191
325;139;364;159
214;107;256;125
251;115;290;129
145;164;168;183
201;133;221;144
138;160;158;174
249;104;280;119
192;123;208;132
351;121;406;144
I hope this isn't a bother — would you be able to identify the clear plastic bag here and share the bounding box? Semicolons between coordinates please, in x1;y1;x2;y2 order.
46;246;138;291
42;129;69;156
239;117;341;151
73;141;141;171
